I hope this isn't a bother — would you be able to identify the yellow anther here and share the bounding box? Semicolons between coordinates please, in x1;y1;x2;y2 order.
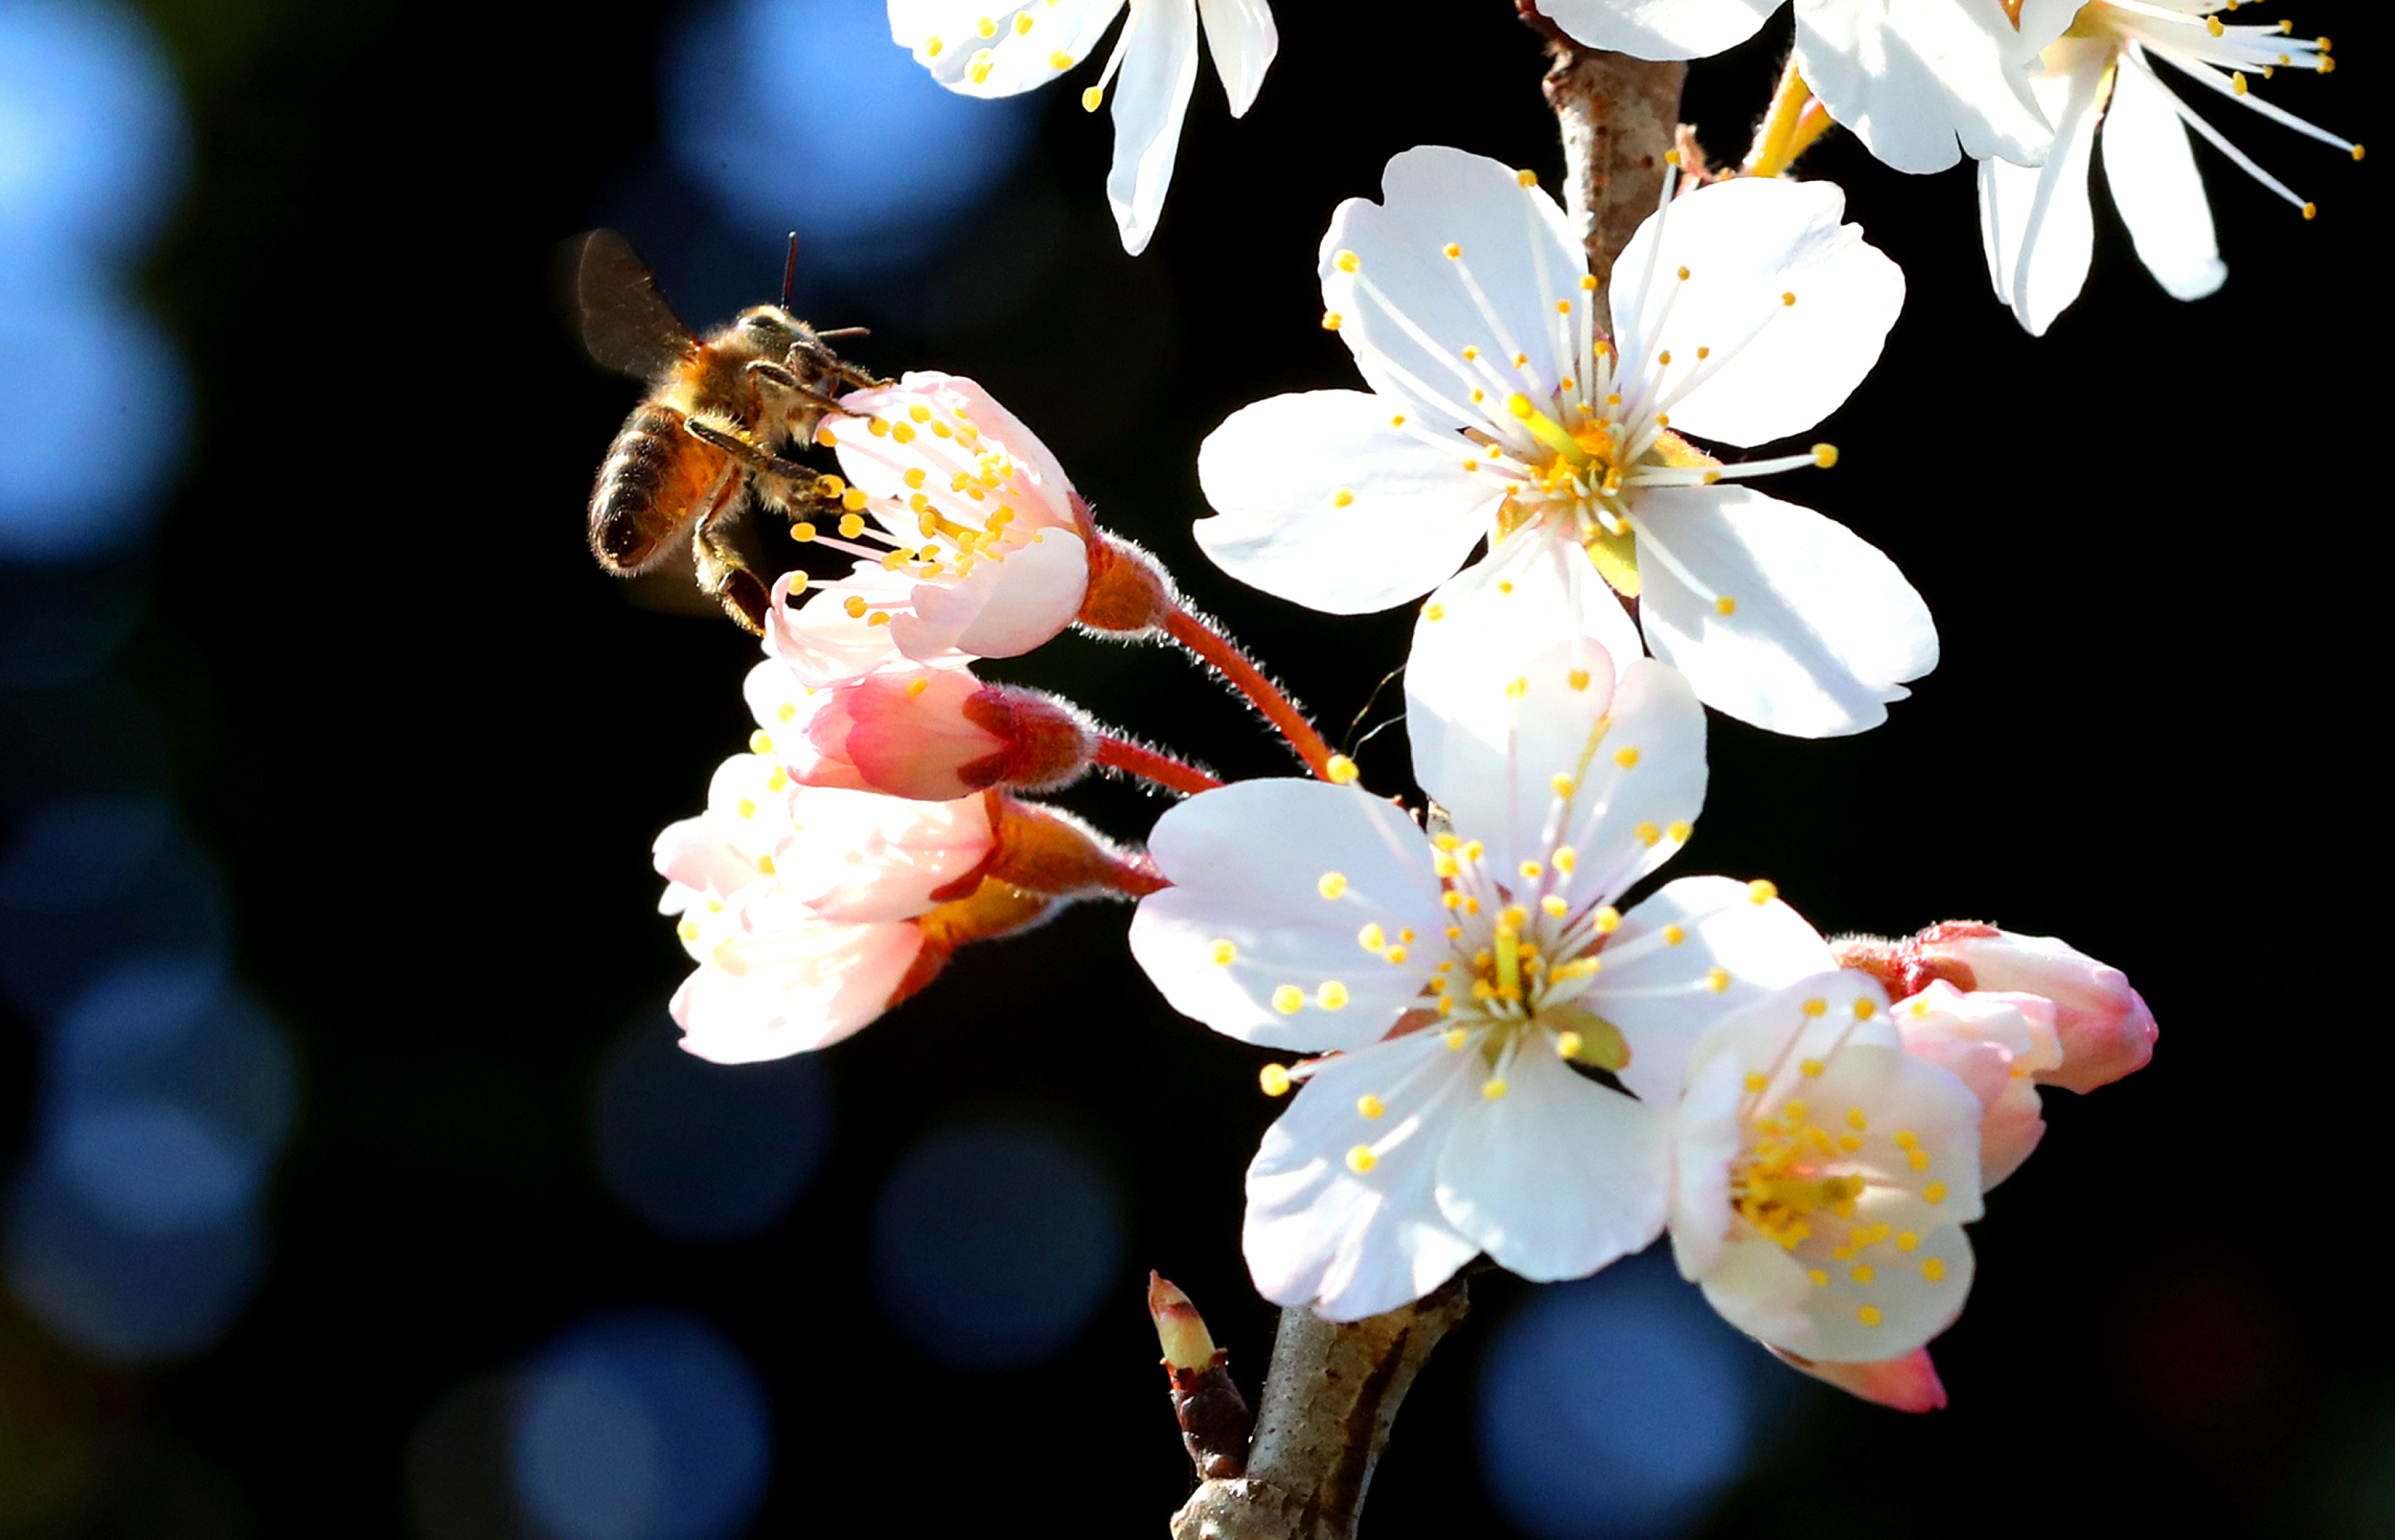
1660;923;1685;945
1591;904;1618;932
777;702;798;723
1346;1144;1378;1173
1746;879;1777;904
1444;1028;1469;1051
1837;1134;1861;1152
1555;849;1580;876
1922;1257;1948;1281
1481;1077;1510;1099
1391;414;1407;427
1705;968;1730;992
1565;668;1591;691
1556;299;1572;315
1424;602;1447;622
1852;997;1877;1019
843;596;869;619
1317;981;1350;1009
1852;1264;1876;1285
1846;1107;1867;1130
905;676;929;698
1317;872;1348;899
1516;168;1539;187
1211;940;1238;965
1715;596;1737;616
1580;274;1597;291
924;34;946;57
1744;1072;1768;1093
2232;71;2248;94
1809;1269;1829;1287
2302;201;2318;219
974;14;997;35
1541;895;1568;917
1321;311;1343;331
2207;14;2224;34
1334;249;1360;274
676;917;700;942
1048;47;1073;68
1813;443;1839;468
734;797;757;819
1326;754;1361;784
1613;746;1640;768
1260;1063;1291;1096
1799;1058;1823;1076
1634;822;1661;847
1780;291;1796;306
838;512;865;538
842;487;869;511
790;522;817;542
1271;985;1305;1014
1907;1149;1931;1171
1550;774;1576;799
1357;923;1387;952
1858;1305;1882;1326
1556;1030;1584;1059
1440;886;1463;906
1357;1093;1386;1120
1499;905;1528;930
748;730;774;755
1442;242;1462;260
1519;860;1544;880
867;417;891;438
1896;1231;1918;1251
1665;821;1692;843
1330;488;1356;509
1082;85;1104;111
1383;945;1408;964
1923;1182;1949;1204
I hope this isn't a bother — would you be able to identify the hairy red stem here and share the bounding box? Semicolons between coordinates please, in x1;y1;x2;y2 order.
1161;606;1336;781
1093;735;1223;797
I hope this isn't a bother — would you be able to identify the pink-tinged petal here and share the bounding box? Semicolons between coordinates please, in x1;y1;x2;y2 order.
1891;980;2060;1187
1917;928;2156;1093
1977;38;2110;336
1132;780;1450;1054
2101;48;2225;303
1196;0;1275;116
890;0;1128;100
1635;485;1937;738
1320;146;1585;442
1541;0;1779;61
1195;390;1494;615
833;373;1079;532
1601;876;1835;1104
1669;1049;1750;1279
893;527;1087;661
777;788;995;923
1243;1030;1484;1321
1792;0;2063;173
672;913;924;1062
1405;532;1642;811
1105;0;1199;254
1609;176;1903;449
1768;1345;1949;1412
764;572;921;687
815;668;1007;801
1434;1041;1669;1280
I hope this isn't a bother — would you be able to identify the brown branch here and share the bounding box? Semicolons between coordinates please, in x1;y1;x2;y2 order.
1520;4;1689;313
1168;1279;1471;1540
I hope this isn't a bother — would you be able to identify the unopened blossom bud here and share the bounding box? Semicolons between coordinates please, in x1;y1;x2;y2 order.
1836;923;2156;1095
1890;982;2061;1189
1768;1346;1949;1415
1148;1272;1251;1481
776;667;1096;803
985;796;1165;901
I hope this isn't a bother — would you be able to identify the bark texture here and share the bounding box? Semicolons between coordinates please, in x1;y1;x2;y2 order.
1168;1280;1470;1540
1524;8;1689;311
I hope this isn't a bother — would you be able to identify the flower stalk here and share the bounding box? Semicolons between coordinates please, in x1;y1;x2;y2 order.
1160;603;1339;781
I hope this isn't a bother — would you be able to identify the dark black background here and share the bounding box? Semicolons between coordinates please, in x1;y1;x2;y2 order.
3;0;2384;1535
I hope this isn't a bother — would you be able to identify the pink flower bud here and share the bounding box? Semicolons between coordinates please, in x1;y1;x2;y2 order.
1835;922;2156;1095
1890;981;2060;1189
1768;1346;1948;1413
1909;923;2156;1094
776;668;1096;803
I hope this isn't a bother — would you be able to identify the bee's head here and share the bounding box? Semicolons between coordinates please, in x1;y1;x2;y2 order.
732;306;808;356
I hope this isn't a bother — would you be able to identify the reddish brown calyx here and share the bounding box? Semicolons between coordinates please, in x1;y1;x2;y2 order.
1071;497;1177;638
933;794;1166;903
1830;921;1997;1000
956;686;1098;794
889;876;1059;1008
1149;1272;1252;1482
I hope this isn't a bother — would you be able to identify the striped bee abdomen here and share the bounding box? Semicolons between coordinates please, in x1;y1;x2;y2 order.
587;404;730;574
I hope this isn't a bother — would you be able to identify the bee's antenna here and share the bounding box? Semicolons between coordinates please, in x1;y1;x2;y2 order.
780;232;798;311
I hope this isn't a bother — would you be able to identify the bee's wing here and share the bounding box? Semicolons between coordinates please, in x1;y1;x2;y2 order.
576;230;696;379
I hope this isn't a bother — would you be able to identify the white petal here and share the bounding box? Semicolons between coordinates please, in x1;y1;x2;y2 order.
1977;41;2109;336
1600;875;1836;1104
765;571;921;686
1552;659;1708;908
890;0;1127;99
1668;1048;1749;1279
1196;0;1275;116
1322;146;1585;441
1636;486;1937;738
1195;391;1495;614
777;788;994;923
1131;781;1450;1054
1540;0;1779;60
672;917;924;1061
1434;1042;1669;1280
1404;531;1643;808
2101;51;2225;302
892;527;1088;660
1609;176;1904;448
1243;1030;1484;1321
1105;0;1200;253
1792;0;2057;173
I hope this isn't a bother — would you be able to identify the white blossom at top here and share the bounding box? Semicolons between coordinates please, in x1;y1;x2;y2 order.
1196;147;1933;738
770;373;1089;689
1671;970;1985;1362
888;0;1278;253
1544;0;2079;172
1979;2;2358;334
1129;631;1833;1319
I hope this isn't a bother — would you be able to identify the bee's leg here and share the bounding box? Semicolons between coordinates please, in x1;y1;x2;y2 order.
691;486;771;635
741;360;850;417
683;417;823;485
788;340;890;391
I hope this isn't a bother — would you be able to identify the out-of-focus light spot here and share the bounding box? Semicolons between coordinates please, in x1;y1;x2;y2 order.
591;1012;833;1244
0;0;187;270
4;1161;265;1363
1476;1255;1758;1540
512;1310;772;1540
872;1117;1123;1372
0;796;231;1019
663;0;1036;275
0;284;192;561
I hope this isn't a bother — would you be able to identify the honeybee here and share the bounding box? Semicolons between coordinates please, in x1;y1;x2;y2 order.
576;230;880;631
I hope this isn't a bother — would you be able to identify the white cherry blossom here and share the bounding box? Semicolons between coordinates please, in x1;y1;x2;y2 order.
1889;980;2060;1189
1671;970;1985;1362
1545;0;2079;172
888;0;1278;252
1129;633;1832;1319
1979;2;2358;334
1196;147;1933;737
770;373;1089;689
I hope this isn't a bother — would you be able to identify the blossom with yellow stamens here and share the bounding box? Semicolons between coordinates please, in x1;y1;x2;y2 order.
1196;147;1936;738
1129;630;1833;1321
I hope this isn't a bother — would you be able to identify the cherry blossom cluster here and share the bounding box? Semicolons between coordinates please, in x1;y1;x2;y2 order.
624;0;2358;1419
